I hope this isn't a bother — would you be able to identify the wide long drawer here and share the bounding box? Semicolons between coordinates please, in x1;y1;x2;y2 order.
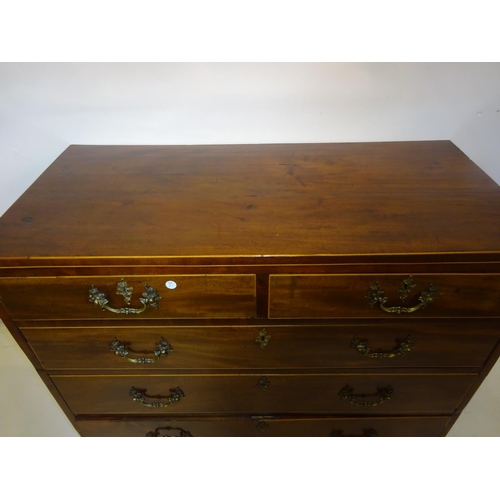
269;274;500;318
24;325;499;370
52;373;476;415
0;275;256;320
76;416;452;437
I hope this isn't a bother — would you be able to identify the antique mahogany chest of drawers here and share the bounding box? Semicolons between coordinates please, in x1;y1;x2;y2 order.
1;141;500;437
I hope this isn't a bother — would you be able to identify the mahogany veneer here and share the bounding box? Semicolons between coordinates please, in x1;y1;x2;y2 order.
1;141;500;436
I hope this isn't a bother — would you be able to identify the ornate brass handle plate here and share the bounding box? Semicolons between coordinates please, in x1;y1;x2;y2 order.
351;335;415;358
146;427;193;437
339;385;393;407
365;275;437;314
255;328;271;348
129;386;185;408
110;337;172;364
330;428;378;437
89;279;161;315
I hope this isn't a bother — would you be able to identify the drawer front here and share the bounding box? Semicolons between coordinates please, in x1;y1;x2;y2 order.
76;416;452;437
269;274;500;318
52;373;476;415
24;325;499;370
0;275;256;320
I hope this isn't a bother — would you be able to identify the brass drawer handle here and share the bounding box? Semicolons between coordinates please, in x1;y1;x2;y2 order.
330;428;378;437
365;276;437;314
129;386;185;408
146;427;192;437
110;337;172;364
89;279;161;315
339;385;393;407
351;335;415;358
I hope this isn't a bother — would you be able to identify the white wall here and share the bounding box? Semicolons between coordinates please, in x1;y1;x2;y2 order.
1;63;500;216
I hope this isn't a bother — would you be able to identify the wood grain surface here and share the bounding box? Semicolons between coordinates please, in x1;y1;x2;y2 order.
23;324;498;371
76;416;452;437
2;141;500;437
269;274;500;318
1;142;500;262
52;372;476;415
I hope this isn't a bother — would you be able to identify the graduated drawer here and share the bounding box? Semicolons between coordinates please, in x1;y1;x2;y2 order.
0;275;255;320
24;325;499;370
52;373;476;415
269;274;500;318
76;416;452;437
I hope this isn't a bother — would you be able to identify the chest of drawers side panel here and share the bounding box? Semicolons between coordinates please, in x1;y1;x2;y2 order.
0;303;80;431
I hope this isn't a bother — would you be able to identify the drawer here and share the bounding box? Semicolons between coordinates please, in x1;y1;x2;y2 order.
24;325;499;370
76;416;452;437
269;274;500;318
0;275;256;320
52;373;476;415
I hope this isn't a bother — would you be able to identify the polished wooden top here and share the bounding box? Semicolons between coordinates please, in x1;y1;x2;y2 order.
1;141;500;263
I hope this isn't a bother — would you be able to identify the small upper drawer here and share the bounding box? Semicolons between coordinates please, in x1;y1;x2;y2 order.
0;275;256;320
269;274;500;319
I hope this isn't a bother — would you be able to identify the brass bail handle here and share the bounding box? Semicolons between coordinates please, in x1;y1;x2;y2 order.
110;337;172;364
365;275;437;314
89;279;162;315
338;385;394;407
351;335;415;358
129;386;185;408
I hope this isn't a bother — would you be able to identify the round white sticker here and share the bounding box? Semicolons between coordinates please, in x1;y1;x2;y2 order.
165;280;177;289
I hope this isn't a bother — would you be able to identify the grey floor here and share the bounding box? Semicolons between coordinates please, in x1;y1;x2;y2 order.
0;319;498;437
